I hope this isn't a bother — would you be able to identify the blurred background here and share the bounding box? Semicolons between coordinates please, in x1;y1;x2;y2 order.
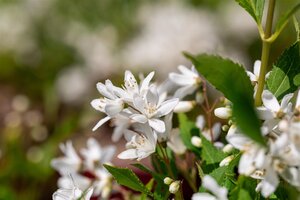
0;0;299;199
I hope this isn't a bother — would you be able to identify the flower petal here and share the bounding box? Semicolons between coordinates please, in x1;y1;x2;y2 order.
130;114;148;123
92;116;111;131
140;71;155;93
118;149;137;160
156;98;179;117
149;118;165;133
254;60;261;77
262;90;280;112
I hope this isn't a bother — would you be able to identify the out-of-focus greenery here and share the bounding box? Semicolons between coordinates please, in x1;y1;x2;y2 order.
0;0;299;199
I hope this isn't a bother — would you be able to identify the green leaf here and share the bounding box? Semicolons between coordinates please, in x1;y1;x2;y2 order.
178;113;201;154
103;164;153;197
235;0;265;24
237;189;252;200
132;163;163;181
201;136;226;165
275;3;300;33
267;42;300;99
184;53;265;145
141;179;154;200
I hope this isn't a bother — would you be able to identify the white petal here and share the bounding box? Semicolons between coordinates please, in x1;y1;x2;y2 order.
101;146;116;164
156;98;179;117
149;118;165;133
130;114;148;123
169;73;195;86
96;82;115;99
256;169;279;198
92;116;111;131
280;93;293;110
146;86;159;105
262;90;280;112
90;99;105;112
118;149;137;160
253;60;261;77
178;65;198;77
246;71;257;82
174;101;194;113
214;107;231;119
256;107;274;120
105;101;124;117
174;85;198;99
132;95;145;113
140;71;155;93
192;193;217;200
196;115;205;130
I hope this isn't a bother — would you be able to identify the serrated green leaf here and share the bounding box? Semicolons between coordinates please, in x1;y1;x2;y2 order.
132;163;163;181
237;189;252;200
178;113;201;154
235;0;265;24
201;136;226;165
184;53;265;145
267;42;300;99
141;179;154;200
103;164;153;197
275;4;300;33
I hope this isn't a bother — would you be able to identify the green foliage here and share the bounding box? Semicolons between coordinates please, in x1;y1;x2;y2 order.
184;53;265;145
275;3;300;34
235;0;265;24
201;136;226;165
267;42;300;99
103;164;153;197
178;113;201;154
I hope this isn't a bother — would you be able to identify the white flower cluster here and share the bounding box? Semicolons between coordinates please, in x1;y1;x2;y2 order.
212;62;300;197
91;66;201;160
51;138;116;200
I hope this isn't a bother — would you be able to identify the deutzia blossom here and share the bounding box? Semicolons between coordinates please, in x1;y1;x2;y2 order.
246;60;261;84
196;115;221;142
80;138;116;171
118;125;157;161
51;141;81;175
169;65;201;99
130;86;178;133
192;175;228;200
53;175;93;200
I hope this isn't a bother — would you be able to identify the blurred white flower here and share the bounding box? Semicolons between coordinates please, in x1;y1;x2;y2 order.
167;129;187;155
51;141;81;175
192;175;228;200
169;65;201;99
196;115;221;142
80;138;116;171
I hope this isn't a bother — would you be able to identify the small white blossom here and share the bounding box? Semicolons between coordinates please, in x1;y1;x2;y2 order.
214;107;232;119
174;100;195;113
169;180;180;194
169;65;201;99
191;136;202;148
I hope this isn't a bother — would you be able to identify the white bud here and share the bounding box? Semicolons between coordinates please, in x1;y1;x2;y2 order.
219;155;234;167
169;180;180;194
174;101;195;113
222;144;234;153
196;92;204;104
164;177;173;185
191;136;202;148
214;107;232;119
222;125;229;132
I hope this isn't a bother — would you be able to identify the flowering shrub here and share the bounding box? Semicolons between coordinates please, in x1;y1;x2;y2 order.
51;0;300;199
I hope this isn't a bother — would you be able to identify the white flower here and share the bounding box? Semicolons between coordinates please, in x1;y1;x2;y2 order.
130;86;178;133
192;175;228;200
257;90;293;120
93;168;114;199
118;125;157;161
51;141;81;175
57;174;91;194
80;138;116;171
169;65;201;99
53;175;93;200
110;112;133;142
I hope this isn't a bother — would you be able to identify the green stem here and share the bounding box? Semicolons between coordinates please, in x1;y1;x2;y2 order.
255;0;276;106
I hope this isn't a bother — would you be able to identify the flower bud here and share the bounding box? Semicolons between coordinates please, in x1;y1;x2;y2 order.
222;125;229;132
174;101;195;113
219;155;234;167
222;144;234;153
191;136;202;148
214;107;232;119
196;92;204;104
169;180;180;194
164;177;173;185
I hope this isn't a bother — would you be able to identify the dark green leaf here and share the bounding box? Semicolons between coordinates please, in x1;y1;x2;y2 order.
267;42;300;99
103;164;153;197
141;179;154;200
184;53;265;145
201;136;226;165
254;0;265;23
132;163;163;181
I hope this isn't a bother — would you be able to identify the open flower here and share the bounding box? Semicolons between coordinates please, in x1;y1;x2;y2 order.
169;65;201;99
118;125;157;161
130;86;178;133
